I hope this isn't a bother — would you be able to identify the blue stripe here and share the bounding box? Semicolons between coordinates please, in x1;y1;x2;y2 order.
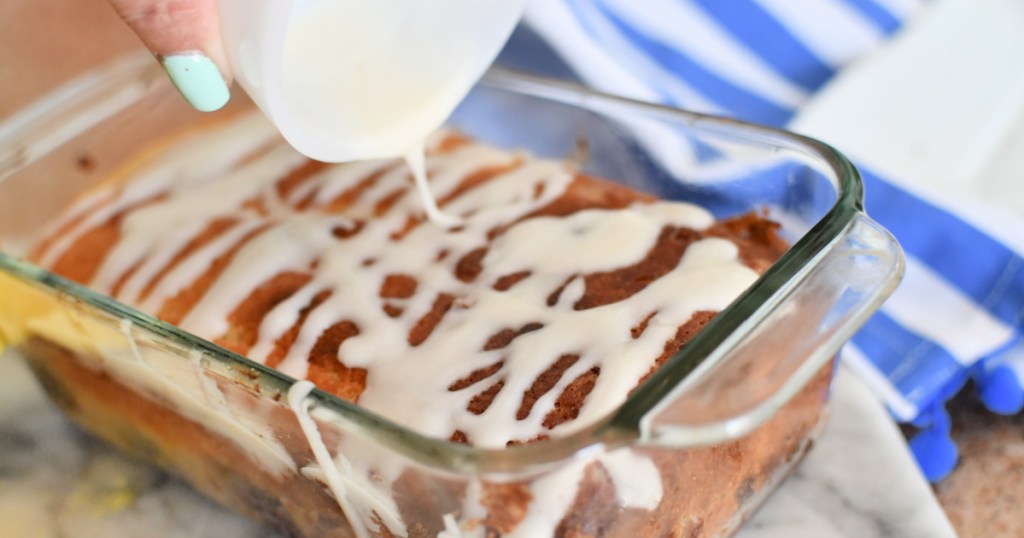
853;311;966;412
564;0;683;107
690;0;835;91
584;0;794;126
497;25;584;84
861;168;1024;328
838;0;903;34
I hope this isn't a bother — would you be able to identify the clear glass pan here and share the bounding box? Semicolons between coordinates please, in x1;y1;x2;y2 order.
0;54;903;537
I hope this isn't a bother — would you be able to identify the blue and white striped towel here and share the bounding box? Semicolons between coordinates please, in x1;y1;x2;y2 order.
498;0;1024;481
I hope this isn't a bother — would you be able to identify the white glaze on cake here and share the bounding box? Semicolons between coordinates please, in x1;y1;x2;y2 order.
36;113;767;536
39;114;758;445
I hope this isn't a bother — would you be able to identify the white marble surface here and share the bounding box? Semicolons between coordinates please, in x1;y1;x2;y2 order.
739;366;956;538
0;351;954;537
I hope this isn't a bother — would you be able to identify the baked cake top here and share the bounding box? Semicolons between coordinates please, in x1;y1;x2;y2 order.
33;113;785;447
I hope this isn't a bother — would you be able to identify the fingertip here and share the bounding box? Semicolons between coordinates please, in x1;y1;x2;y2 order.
108;0;232;110
160;52;230;112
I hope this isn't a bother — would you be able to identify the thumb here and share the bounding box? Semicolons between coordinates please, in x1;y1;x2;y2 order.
110;0;231;112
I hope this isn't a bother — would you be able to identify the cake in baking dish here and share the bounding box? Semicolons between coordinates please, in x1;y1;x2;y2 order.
31;112;786;448
20;112;830;537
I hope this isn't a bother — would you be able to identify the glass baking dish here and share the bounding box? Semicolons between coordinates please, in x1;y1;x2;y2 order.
0;53;902;537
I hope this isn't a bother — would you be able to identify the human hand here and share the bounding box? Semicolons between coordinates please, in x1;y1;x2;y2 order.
109;0;231;112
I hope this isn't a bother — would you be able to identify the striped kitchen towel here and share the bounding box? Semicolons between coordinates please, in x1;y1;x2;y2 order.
497;0;1024;481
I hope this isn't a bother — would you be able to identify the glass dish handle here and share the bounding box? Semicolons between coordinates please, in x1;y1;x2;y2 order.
637;212;904;447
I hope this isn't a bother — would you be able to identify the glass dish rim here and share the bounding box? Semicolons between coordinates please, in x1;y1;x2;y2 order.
0;54;865;474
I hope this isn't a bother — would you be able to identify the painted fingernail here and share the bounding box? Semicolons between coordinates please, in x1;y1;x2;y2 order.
160;53;230;112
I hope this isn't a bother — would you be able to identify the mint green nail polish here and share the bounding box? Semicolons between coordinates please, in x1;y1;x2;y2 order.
161;54;230;112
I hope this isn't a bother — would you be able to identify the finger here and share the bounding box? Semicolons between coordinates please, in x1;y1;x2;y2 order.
110;0;231;111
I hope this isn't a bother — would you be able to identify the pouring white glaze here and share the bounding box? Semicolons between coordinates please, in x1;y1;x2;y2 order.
218;0;527;164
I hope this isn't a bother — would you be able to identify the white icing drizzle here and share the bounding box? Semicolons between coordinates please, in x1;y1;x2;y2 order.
287;380;409;537
38;113;771;536
97;320;295;474
405;146;462;228
43;112;759;443
37;114;280;269
495;450;664;537
306;159;396;207
598;449;663;511
438;514;469;538
508;459;592;538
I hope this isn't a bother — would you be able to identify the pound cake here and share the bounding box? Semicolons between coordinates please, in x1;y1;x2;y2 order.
20;112;830;537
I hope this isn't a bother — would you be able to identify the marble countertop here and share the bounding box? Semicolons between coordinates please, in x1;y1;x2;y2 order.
740;364;955;538
0;350;955;537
